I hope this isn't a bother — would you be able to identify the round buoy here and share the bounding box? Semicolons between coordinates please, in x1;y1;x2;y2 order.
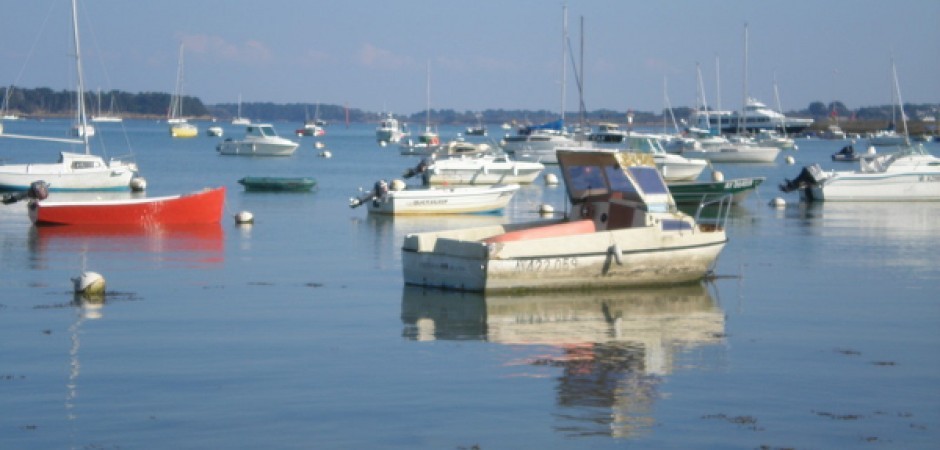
711;170;724;182
390;179;406;191
319;150;332;158
793;144;799;151
770;197;786;208
315;141;325;149
785;155;795;165
234;210;254;224
538;204;555;215
379;141;388;147
544;173;559;185
73;271;105;296
867;146;877;155
129;177;147;192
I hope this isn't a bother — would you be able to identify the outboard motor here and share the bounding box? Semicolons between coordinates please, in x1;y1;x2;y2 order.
349;179;389;208
402;156;434;179
2;180;49;205
779;164;825;193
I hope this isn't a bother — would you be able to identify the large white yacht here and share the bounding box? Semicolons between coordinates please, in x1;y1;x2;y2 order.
690;97;812;135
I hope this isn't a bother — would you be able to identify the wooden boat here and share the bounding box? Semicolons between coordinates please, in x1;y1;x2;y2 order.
350;179;518;215
401;150;728;292
29;186;225;226
238;176;316;192
667;177;765;204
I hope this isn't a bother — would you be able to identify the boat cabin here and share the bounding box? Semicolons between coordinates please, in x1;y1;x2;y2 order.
246;124;280;138
557;150;679;231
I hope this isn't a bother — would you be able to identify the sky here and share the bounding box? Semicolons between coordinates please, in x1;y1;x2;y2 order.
2;0;938;116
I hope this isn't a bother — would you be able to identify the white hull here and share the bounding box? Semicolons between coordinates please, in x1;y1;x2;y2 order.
805;172;940;201
402;220;726;292
217;140;298;156
501;133;575;164
425;155;545;185
0;152;135;191
367;184;519;215
680;144;779;163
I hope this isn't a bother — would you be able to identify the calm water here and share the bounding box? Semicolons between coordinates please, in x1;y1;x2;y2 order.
1;120;938;449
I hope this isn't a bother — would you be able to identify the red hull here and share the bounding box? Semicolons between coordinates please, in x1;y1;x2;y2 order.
31;187;226;226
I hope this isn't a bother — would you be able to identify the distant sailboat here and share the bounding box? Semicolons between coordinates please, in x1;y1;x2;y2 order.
168;43;197;138
90;88;123;123
232;94;249;126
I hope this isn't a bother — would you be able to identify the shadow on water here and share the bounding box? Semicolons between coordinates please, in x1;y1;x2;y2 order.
400;282;727;438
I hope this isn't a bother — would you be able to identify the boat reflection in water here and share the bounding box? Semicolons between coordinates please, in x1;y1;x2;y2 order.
401;282;726;438
28;223;224;268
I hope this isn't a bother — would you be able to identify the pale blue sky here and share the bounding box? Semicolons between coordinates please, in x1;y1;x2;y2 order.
2;0;938;114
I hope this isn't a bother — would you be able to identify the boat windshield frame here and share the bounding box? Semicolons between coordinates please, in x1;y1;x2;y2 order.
557;150;671;209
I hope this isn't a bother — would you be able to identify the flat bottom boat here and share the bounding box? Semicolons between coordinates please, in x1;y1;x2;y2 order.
238;176;317;192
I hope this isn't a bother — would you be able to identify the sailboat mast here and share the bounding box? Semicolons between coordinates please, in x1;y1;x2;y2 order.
891;60;909;142
715;54;721;133
425;61;430;132
740;22;748;135
71;0;90;153
560;4;567;125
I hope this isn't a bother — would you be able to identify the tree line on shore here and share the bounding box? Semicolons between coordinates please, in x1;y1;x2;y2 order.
3;86;937;129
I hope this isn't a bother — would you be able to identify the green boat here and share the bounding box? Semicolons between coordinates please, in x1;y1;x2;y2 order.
667;177;764;204
237;176;317;192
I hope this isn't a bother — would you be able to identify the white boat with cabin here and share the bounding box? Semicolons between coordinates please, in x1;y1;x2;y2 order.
349;179;519;215
579;124;708;181
401;150;728;292
376;113;409;144
690;97;812;135
216;123;299;156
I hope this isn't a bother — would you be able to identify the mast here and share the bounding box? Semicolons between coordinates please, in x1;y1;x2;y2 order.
696;62;710;132
740;22;748;135
715;54;721;133
71;0;89;153
425;60;430;132
773;72;788;137
891;59;909;143
560;4;567;125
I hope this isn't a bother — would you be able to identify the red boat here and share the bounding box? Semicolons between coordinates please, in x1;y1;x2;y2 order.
29;187;226;226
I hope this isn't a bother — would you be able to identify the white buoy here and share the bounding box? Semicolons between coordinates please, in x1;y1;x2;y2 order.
785;155;795;165
770;197;786;208
390;179;406;191
129;177;147;192
315;141;325;149
72;271;105;296
319;150;332;158
234;210;254;224
711;170;724;182
544;173;559;185
538;204;554;215
379;141;388;147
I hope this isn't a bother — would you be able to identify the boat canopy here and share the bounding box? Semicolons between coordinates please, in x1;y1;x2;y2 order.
557;150;674;212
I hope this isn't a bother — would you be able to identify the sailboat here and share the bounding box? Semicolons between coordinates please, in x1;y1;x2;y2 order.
1;85;20;120
231;94;250;126
90;88;123;123
0;0;138;192
295;104;325;137
399;61;441;156
168;43;198;138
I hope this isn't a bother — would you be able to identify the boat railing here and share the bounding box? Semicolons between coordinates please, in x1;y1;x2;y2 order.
691;193;732;232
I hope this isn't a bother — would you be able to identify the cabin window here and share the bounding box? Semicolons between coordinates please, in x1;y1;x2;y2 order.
71;161;97;169
566;165;608;193
628;166;668;195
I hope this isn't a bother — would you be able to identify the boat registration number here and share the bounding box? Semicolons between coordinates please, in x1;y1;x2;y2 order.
515;257;578;272
725;179;753;188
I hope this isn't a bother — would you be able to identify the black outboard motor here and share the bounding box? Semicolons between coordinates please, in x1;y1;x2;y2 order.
349;179;388;208
779;164;825;193
402;156;434;179
2;180;49;205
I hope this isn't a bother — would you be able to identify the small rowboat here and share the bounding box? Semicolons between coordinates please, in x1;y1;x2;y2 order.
238;176;317;192
29;187;225;226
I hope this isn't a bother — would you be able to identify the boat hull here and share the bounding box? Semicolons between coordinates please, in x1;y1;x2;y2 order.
238;177;316;192
368;184;519;215
402;220;726;292
668;177;765;204
680;145;780;163
806;173;940;201
0;152;136;191
425;158;545;185
169;123;198;138
30;187;226;226
217;140;298;156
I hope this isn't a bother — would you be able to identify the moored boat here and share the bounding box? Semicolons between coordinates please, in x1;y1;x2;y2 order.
28;186;225;226
238;176;316;192
400;150;728;292
667;177;765;204
350;179;519;215
405;153;545;186
217;123;299;156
